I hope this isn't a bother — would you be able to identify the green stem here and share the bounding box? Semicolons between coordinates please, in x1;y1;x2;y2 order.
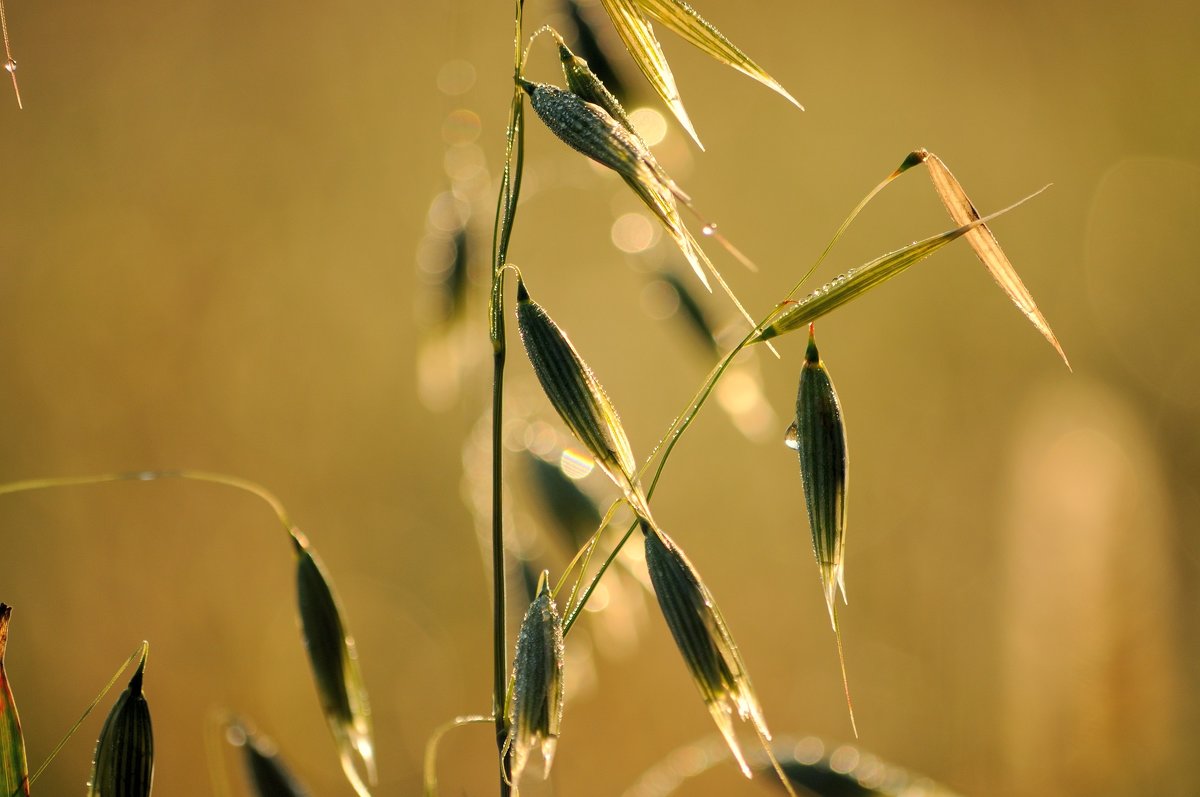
0;470;296;538
489;3;526;795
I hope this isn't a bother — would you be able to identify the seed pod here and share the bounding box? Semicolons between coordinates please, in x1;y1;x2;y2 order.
293;531;376;797
642;522;768;778
793;325;847;624
505;572;565;788
226;719;312;797
88;645;153;797
0;605;29;797
518;79;710;292
516;278;653;522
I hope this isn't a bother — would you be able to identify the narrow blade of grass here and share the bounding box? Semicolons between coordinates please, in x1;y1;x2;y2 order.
754;187;1048;343
914;149;1069;368
293;531;375;797
0;605;29;797
597;0;703;147
635;0;802;109
226;719;312;797
88;645;153;797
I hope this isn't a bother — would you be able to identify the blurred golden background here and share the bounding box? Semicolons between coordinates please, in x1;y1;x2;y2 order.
0;0;1196;794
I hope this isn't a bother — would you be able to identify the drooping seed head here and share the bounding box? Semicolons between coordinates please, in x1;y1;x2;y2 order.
519;78;713;292
521;79;656;186
88;646;154;797
292;531;375;797
793;325;848;627
506;573;565;788
515;278;653;521
642;523;768;778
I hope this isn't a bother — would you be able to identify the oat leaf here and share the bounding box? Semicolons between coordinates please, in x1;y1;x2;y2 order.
914;149;1068;368
516;279;653;521
293;532;375;797
635;0;802;109
597;0;703;147
88;645;153;797
0;606;29;797
755;188;1046;343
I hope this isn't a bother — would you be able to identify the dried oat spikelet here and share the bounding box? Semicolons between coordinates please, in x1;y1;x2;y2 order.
516;277;654;522
788;325;857;735
518;78;709;292
88;645;154;797
642;522;769;779
505;572;565;788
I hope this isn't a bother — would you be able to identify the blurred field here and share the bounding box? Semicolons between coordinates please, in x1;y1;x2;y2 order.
0;0;1196;794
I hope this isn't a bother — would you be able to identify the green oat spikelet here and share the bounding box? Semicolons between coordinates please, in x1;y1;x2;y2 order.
642;522;769;780
792;326;848;625
505;572;565;789
790;325;856;735
556;35;640;142
519;78;710;293
88;644;153;797
516;277;654;522
292;531;375;797
0;605;29;797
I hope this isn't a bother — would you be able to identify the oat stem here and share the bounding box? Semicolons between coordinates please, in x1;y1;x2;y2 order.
0;470;297;538
489;3;527;794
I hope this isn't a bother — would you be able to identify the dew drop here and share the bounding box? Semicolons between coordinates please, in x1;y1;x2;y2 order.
4;59;15;74
701;224;717;236
783;421;800;450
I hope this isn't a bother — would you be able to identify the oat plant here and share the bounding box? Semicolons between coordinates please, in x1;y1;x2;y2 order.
1;0;1068;795
435;1;1067;795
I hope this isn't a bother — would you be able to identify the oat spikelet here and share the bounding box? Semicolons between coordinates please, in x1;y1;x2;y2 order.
505;573;565;788
642;522;770;779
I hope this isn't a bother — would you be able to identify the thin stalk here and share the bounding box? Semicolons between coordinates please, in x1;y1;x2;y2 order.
489;3;526;795
27;642;147;785
0;470;297;539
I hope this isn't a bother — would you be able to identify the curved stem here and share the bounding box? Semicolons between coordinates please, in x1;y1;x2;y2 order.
0;470;297;538
423;714;493;797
